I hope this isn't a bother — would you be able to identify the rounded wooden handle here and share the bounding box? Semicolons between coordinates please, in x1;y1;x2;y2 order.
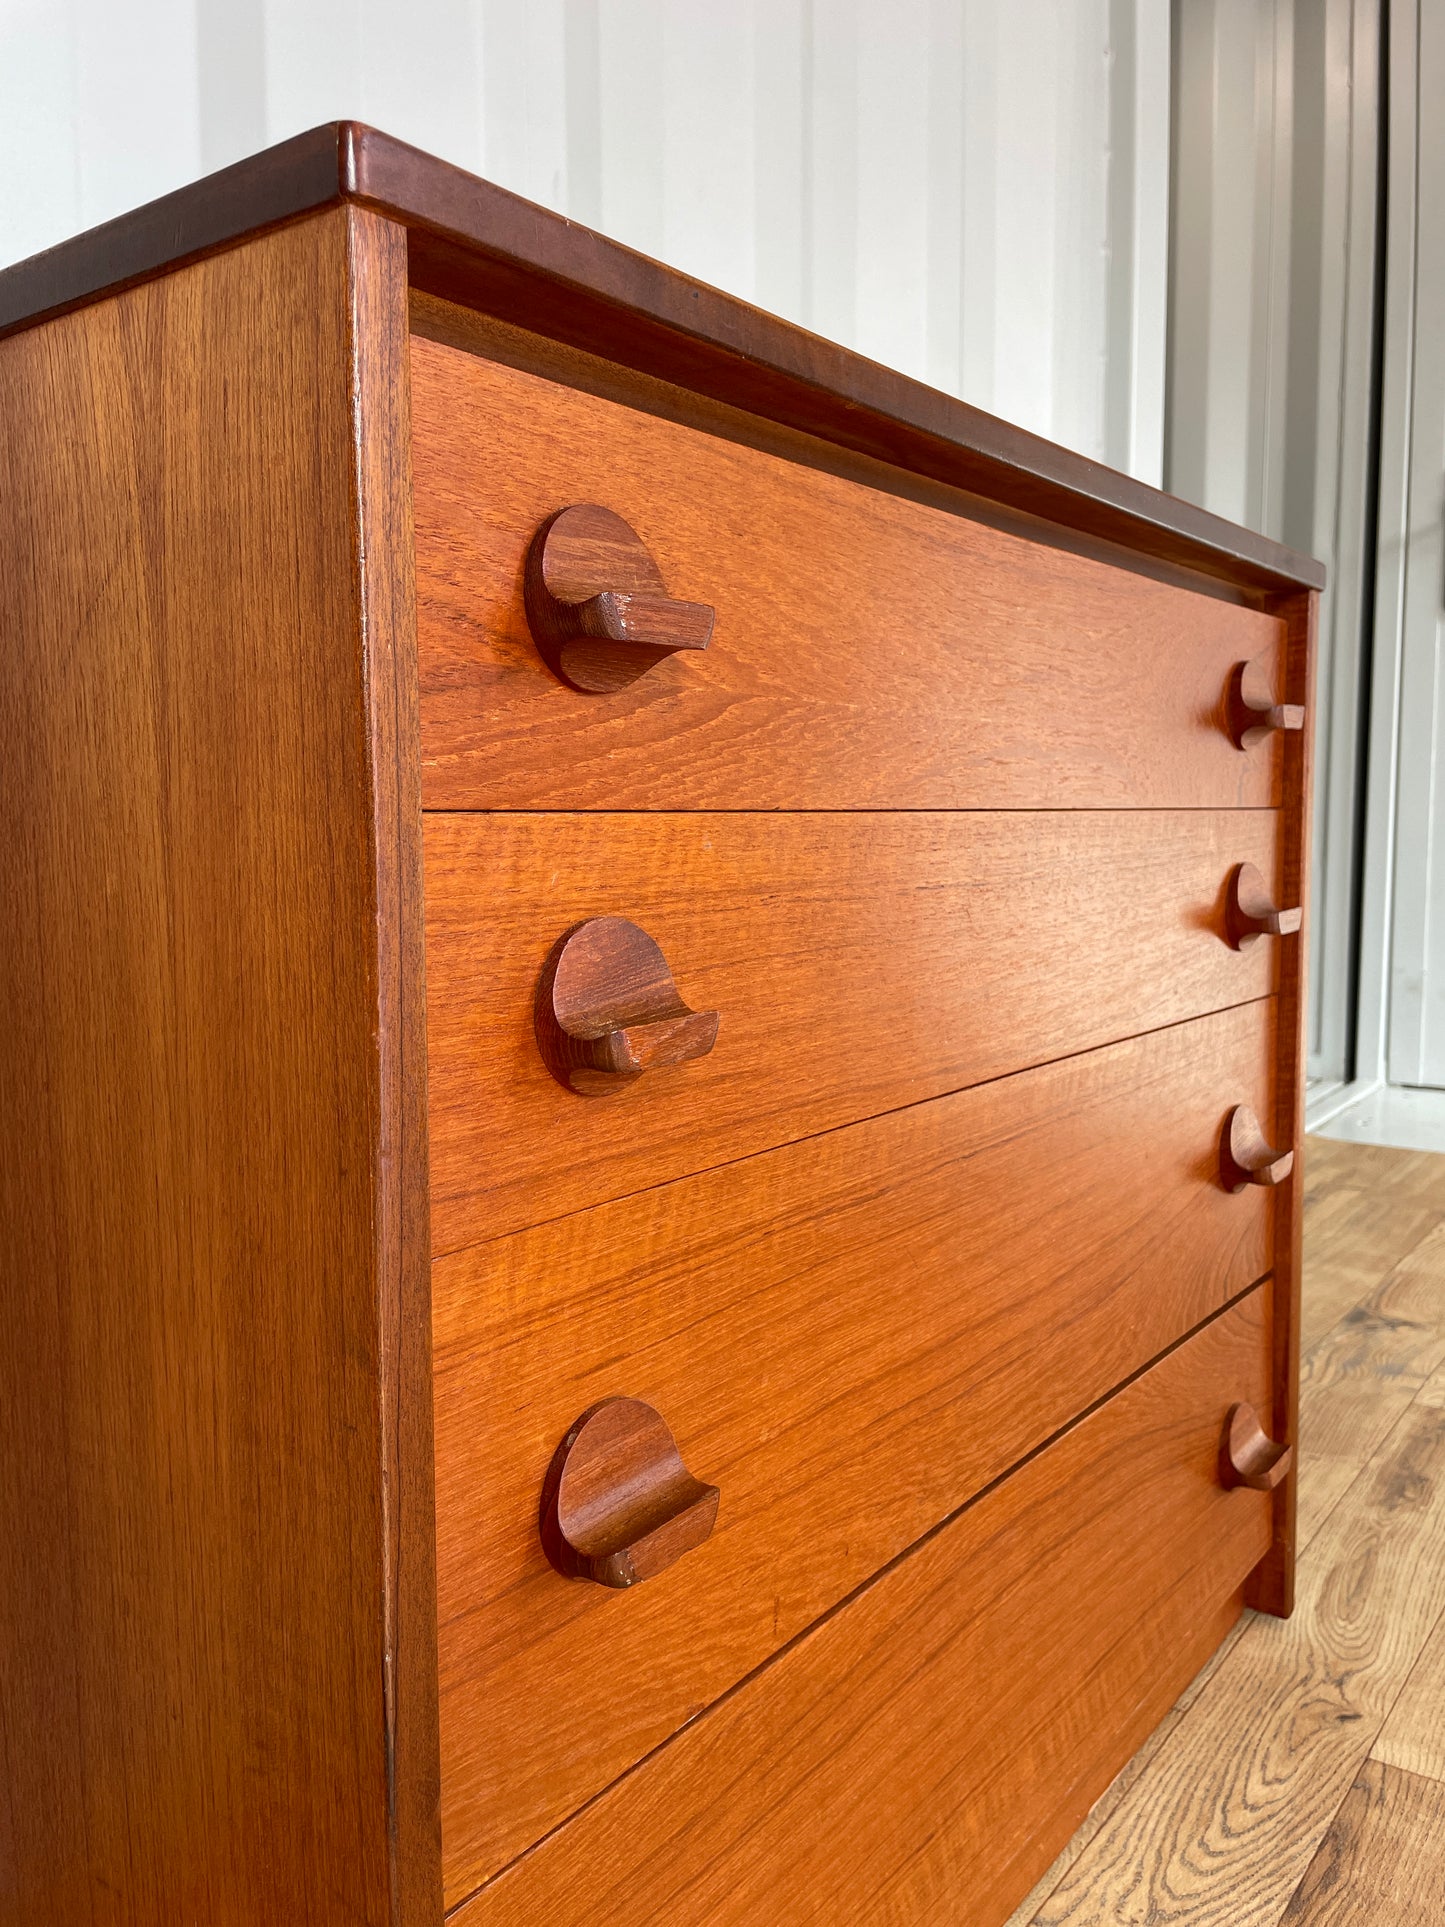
1220;1104;1295;1192
524;503;715;693
534;916;719;1096
1226;657;1305;749
1220;1402;1293;1491
540;1397;720;1589
1226;862;1302;949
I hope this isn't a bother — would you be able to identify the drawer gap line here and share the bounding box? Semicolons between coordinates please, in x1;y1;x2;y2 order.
429;993;1279;1264
442;1268;1275;1915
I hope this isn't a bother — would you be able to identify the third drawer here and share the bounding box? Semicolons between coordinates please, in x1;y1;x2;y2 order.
432;996;1284;1896
444;1283;1276;1923
425;807;1290;1249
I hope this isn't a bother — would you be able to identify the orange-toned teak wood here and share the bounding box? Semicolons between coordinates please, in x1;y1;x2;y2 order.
410;333;1294;813
423;808;1287;1249
431;1001;1281;1894
0;208;440;1923
1246;590;1317;1617
0;121;1320;1927
447;1291;1276;1923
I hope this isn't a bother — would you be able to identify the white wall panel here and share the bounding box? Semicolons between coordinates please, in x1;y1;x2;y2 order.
478;0;567;210
661;6;757;298
74;0;201;224
959;0;999;410
1386;0;1445;1087
0;0;1171;477
1169;0;1384;1085
992;1;1062;438
0;3;81;269
854;0;930;378
753;0;807;323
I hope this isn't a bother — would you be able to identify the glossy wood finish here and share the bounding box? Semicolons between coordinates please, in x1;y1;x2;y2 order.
425;808;1283;1250
539;1398;721;1589
1220;1402;1294;1490
0;123;1323;596
0;211;439;1922
432;1000;1278;1895
413;292;1296;618
1024;1162;1445;1923
525;503;715;692
534;916;720;1095
1221;1103;1296;1192
0;125;1320;1923
1248;591;1317;1618
349;208;445;1927
1226;655;1308;748
1226;858;1303;947
448;1288;1275;1923
412;338;1293;811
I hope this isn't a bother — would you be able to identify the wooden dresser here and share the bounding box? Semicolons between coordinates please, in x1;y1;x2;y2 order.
0;125;1321;1926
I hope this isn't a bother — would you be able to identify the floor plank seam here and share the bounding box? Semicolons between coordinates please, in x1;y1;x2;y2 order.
1008;1141;1445;1925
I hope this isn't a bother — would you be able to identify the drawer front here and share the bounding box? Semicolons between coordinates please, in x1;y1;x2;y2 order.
434;1004;1282;1899
425;809;1285;1250
446;1286;1277;1920
412;334;1289;812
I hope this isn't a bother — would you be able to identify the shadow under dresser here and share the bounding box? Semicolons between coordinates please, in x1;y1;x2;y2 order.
0;123;1321;1926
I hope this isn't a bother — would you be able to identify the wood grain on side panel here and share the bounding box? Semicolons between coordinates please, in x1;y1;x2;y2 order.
411;336;1290;812
0;211;438;1924
424;808;1287;1250
431;1000;1278;1897
447;1288;1275;1924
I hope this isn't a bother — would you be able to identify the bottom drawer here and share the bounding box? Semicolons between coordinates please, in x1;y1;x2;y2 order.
451;1284;1277;1926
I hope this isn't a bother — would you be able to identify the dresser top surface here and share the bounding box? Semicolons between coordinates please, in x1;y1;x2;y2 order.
0;120;1324;596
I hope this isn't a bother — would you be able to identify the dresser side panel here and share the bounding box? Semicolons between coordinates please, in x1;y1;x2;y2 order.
1247;587;1318;1618
0;211;412;1922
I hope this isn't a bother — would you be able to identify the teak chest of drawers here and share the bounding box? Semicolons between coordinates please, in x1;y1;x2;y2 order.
0;126;1321;1926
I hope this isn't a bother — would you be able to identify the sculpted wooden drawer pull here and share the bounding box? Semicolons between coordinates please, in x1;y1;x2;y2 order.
1220;1402;1293;1491
1225;861;1303;949
540;1397;721;1589
1226;657;1305;749
525;503;716;693
1219;1104;1294;1192
535;915;720;1095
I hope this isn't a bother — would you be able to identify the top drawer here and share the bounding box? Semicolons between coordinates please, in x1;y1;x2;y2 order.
412;332;1292;812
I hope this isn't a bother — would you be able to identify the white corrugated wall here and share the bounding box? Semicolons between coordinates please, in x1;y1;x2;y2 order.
1167;0;1384;1088
0;0;1170;480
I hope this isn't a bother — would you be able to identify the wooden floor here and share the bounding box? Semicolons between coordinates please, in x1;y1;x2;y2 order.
1006;1134;1445;1927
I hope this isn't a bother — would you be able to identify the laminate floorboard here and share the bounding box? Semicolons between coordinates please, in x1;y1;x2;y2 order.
1276;1761;1445;1924
1005;1136;1445;1927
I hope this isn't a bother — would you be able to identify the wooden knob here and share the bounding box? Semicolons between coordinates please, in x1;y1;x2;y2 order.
1226;658;1305;749
524;503;716;693
1220;1104;1294;1192
1220;1402;1293;1491
540;1397;720;1589
535;916;720;1096
1225;861;1303;949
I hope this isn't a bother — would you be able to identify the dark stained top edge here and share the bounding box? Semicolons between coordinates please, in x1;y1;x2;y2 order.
0;121;1325;594
0;123;347;336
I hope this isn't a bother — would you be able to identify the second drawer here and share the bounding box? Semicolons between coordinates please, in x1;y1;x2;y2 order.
432;997;1285;1894
425;808;1289;1248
